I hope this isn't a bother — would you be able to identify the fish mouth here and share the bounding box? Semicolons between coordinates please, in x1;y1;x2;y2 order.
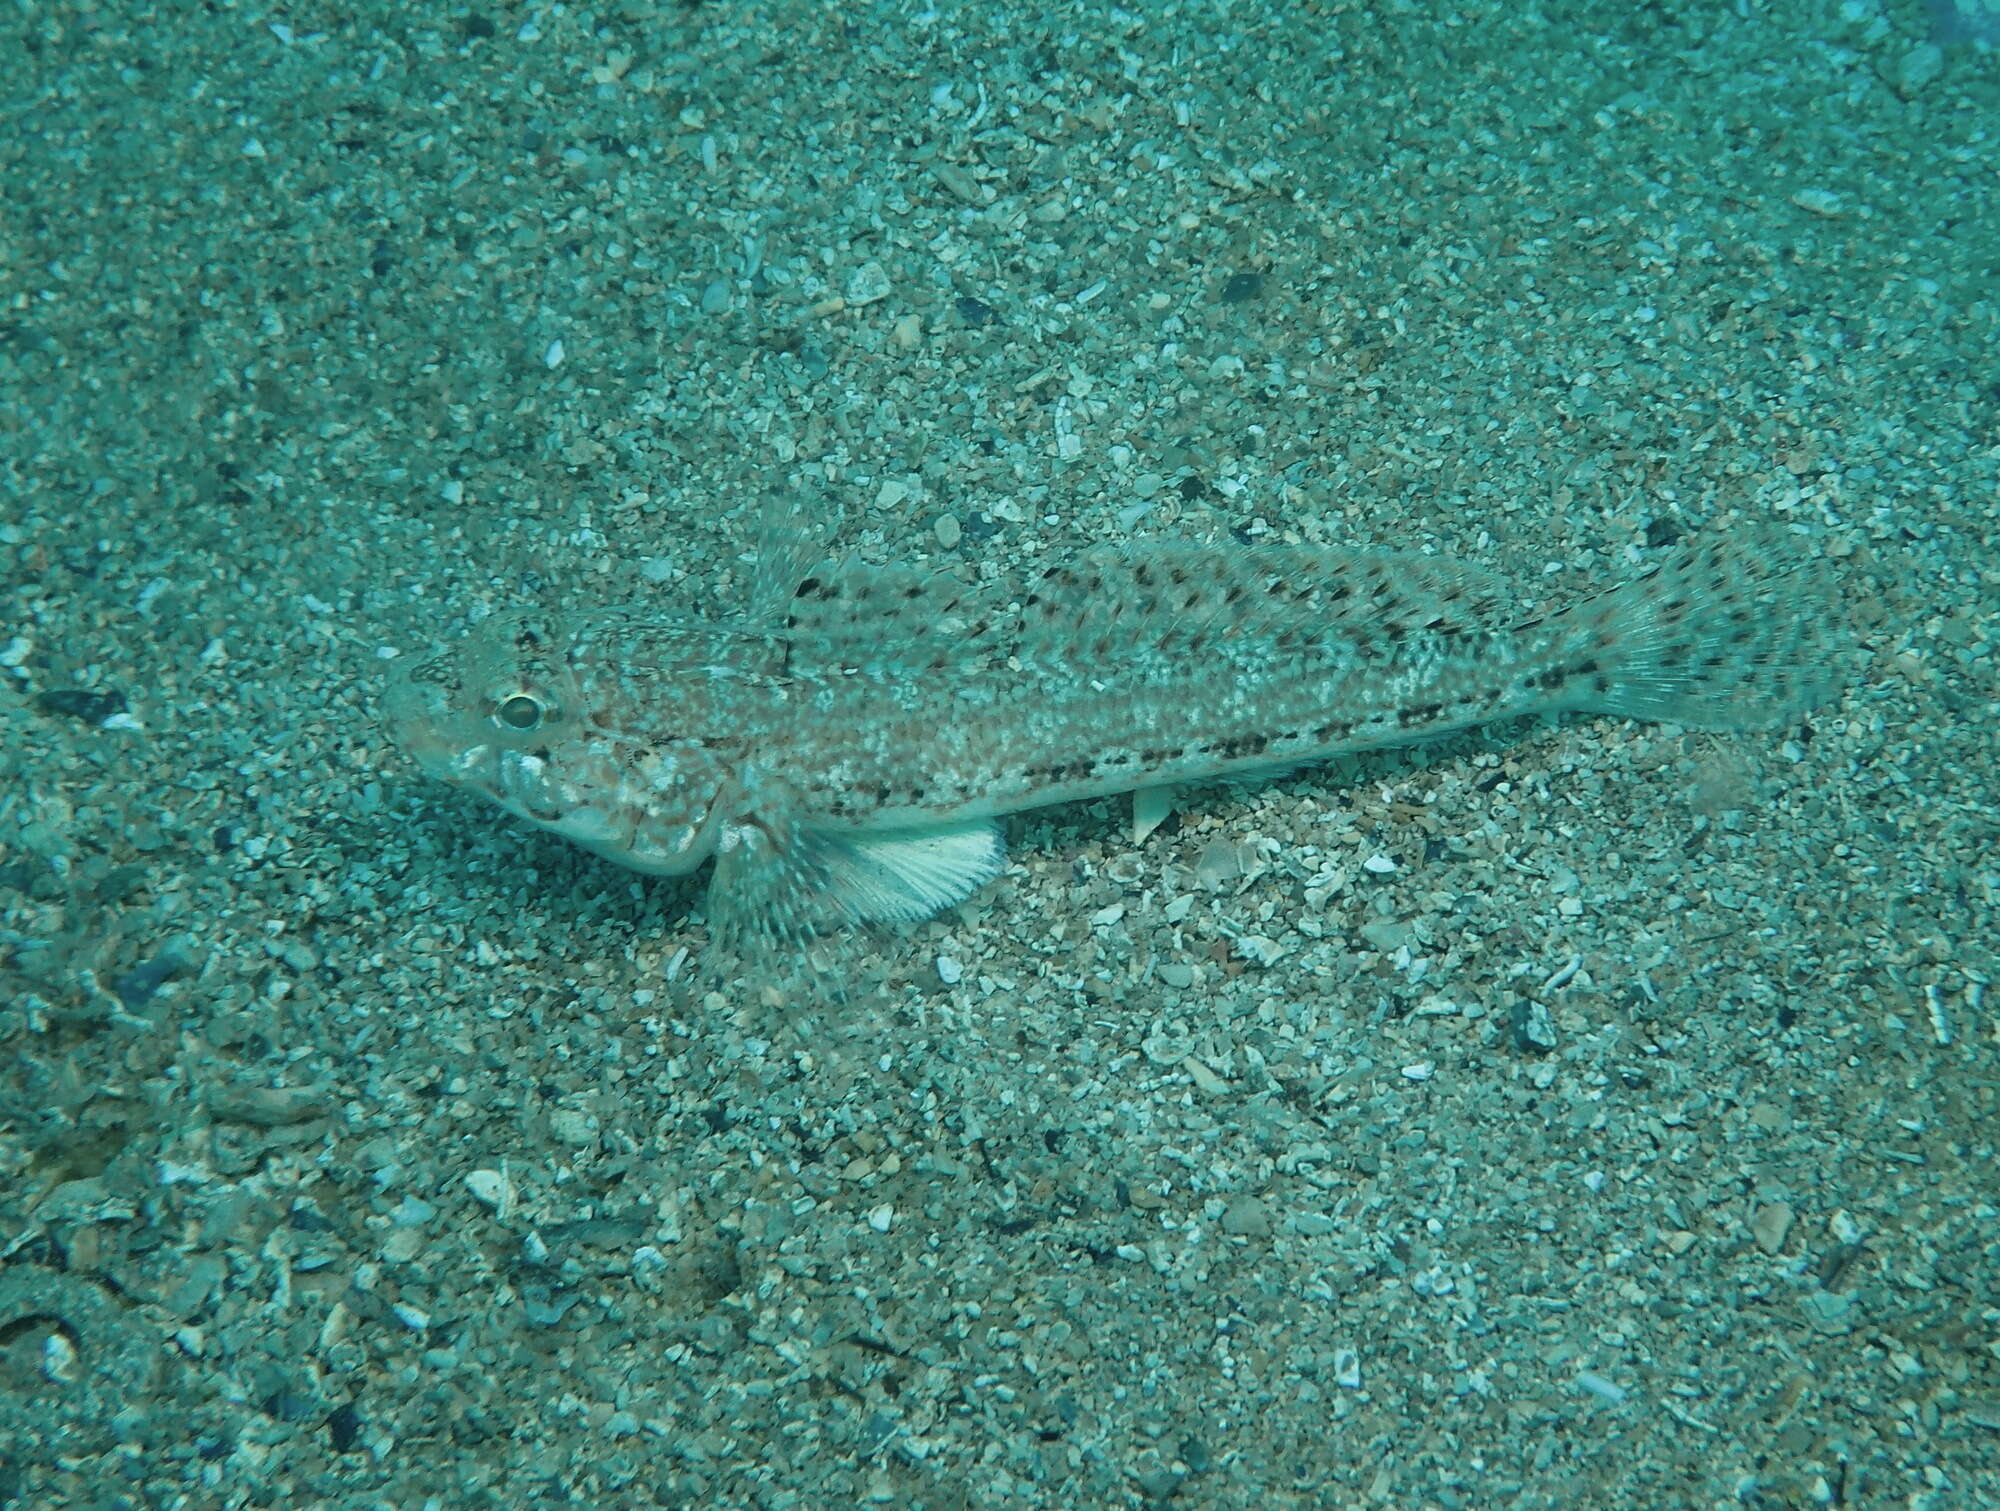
481;741;722;878
538;770;730;877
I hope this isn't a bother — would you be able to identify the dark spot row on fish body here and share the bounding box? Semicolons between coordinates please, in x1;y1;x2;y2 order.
1207;731;1274;761
1313;718;1358;744
1022;758;1096;787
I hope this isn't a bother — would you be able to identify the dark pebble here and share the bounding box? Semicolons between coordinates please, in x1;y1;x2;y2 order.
325;1402;362;1453
522;1286;581;1327
1220;271;1265;303
35;688;125;725
111;952;184;1009
262;1390;316;1423
0;861;53;898
954;295;997;326
1509;997;1559;1054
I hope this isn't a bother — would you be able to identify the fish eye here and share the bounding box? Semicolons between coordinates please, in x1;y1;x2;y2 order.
494;693;547;731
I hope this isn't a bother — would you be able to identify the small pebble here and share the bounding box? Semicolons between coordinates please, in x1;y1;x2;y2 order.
1894;42;1943;97
1193;837;1241;888
1134;1469;1183;1499
846;261;892;305
1359;918;1413;952
465;1169;512;1213
1510;998;1560;1054
1575;1371;1627;1404
1233;933;1288;967
1800;1290;1855;1332
1220;1195;1271;1237
1751;1202;1794;1254
1182;1057;1228;1095
389;1196;435;1227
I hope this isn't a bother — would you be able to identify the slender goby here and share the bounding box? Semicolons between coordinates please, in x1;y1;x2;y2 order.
385;504;1838;954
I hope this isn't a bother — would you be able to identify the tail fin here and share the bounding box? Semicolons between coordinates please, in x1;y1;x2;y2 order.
1549;527;1841;730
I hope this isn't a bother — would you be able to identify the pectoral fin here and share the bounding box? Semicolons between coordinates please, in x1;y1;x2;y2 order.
809;821;1007;924
708;816;1006;950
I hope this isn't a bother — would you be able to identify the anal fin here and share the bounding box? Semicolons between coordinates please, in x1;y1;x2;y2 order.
1131;784;1176;843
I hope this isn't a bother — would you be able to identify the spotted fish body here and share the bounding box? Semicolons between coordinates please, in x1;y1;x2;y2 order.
386;514;1836;950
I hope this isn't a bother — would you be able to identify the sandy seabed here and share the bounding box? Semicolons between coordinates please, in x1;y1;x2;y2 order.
2;3;1994;1507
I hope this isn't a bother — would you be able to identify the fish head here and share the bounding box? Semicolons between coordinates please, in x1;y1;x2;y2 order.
384;612;734;876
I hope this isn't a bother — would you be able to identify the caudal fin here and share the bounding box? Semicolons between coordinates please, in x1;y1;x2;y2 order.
1550;527;1841;730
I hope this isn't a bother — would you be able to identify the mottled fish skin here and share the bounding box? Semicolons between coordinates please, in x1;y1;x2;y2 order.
386;513;1839;950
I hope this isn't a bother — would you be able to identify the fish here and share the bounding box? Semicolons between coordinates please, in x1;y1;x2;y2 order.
385;504;1839;958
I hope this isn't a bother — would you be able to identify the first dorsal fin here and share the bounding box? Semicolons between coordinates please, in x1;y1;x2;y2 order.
746;488;847;623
